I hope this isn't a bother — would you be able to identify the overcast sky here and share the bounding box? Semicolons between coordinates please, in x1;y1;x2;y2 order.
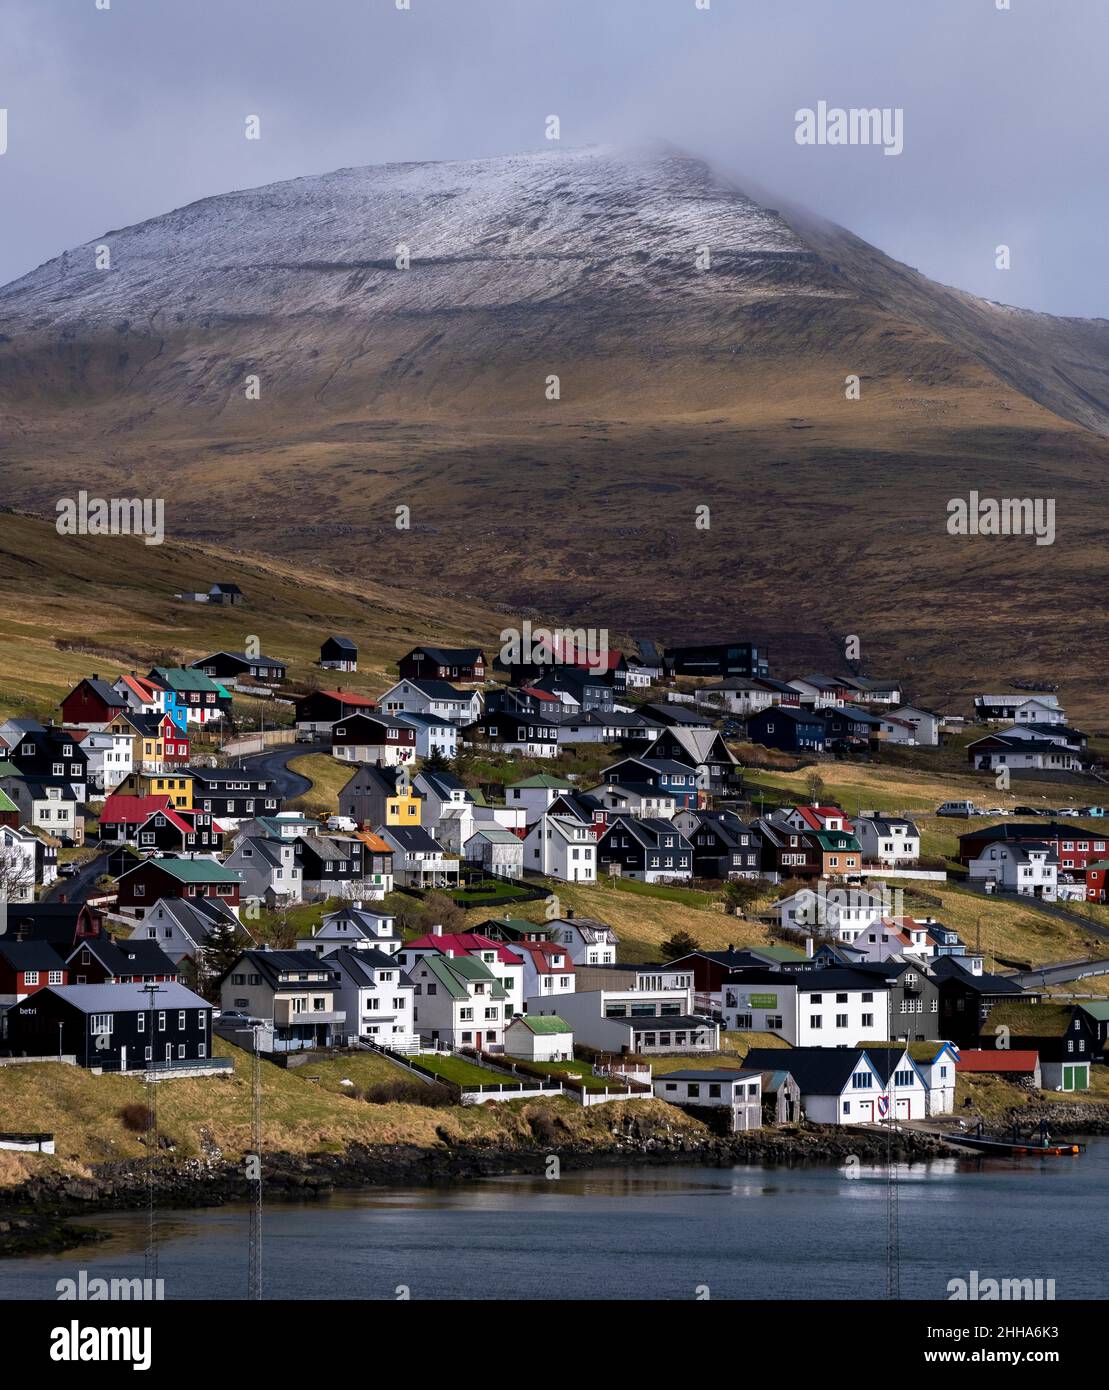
1;0;1105;316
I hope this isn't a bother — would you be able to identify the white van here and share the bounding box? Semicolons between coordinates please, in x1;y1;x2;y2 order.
936;800;980;818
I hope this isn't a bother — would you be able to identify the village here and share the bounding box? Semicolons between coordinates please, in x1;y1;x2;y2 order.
0;622;1107;1151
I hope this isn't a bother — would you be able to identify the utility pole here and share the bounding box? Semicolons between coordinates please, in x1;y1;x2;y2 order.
143;982;167;1286
248;1022;263;1300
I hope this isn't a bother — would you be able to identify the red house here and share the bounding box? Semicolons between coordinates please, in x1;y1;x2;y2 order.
0;941;68;1003
959;822;1109;876
115;856;242;918
99;794;176;841
60;676;128;729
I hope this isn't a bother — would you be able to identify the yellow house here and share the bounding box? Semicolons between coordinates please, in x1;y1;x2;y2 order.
116;769;193;809
386;784;422;825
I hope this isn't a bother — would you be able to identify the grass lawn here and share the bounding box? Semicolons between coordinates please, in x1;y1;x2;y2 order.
451;880;535;904
286;754;354;813
413;1053;515;1088
516;1060;623;1092
290;1051;417;1097
610;876;725;908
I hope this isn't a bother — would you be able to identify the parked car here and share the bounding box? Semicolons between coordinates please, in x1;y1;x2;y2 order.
1081;806;1106;818
58;862;80;878
979;807;1010;817
1012;805;1045;817
326;814;357;832
936;800;982;818
1056;807;1083;817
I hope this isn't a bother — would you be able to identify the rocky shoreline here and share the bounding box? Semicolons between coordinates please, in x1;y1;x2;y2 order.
2;1104;1099;1259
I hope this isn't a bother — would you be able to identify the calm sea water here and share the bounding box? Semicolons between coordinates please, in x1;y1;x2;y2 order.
4;1141;1104;1300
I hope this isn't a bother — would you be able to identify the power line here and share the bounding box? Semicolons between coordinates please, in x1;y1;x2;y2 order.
248;1023;263;1300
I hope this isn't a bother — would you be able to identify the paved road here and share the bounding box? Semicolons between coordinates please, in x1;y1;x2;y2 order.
44;850;113;903
1008;958;1109;989
234;738;328;801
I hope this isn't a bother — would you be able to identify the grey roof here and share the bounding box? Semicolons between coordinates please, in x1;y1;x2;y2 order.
42;981;209;1011
659;1069;760;1082
626;1015;717;1032
324;635;357;651
327;947;413;988
400;679;472;701
67;938;179;976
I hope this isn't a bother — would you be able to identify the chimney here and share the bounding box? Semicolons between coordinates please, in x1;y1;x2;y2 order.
352;900;362;910
566;907;574;920
445;948;454;958
431;923;443;936
805;936;814;958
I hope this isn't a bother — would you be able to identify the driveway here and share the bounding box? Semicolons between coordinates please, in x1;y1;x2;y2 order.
234;738;327;800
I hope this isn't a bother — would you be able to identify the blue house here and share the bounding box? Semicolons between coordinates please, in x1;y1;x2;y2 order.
746;707;828;753
601;756;698;809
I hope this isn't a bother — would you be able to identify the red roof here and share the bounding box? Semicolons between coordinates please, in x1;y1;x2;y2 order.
117;674;163;701
320;690;376;707
138;805;194;836
405;931;524;966
955;1050;1040;1073
513;940;576;974
793;805;852;831
519;686;560;703
100;794;174;825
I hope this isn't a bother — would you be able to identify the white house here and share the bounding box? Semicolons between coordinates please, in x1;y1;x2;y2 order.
772;885;889;942
73;729;132;794
904;1040;958;1115
653;1069;763;1130
742;1046;925;1124
414;768;473;829
310;903;403;956
523;814;597;883
513;939;576;1004
968;841;1059;899
327;946;418;1051
399;929;526;1020
852;815;921;866
589;781;677;821
694;679;776;718
376;825;460;890
504;1014;574;1062
974;694;1065;725
465;827;525;879
407;950;509;1051
548;913;618;965
967;734;1082;774
377;679;482;726
395;712;458;761
0;823;40;901
505;774;575;823
532;981;719;1054
721;968;890;1047
888;706;943;746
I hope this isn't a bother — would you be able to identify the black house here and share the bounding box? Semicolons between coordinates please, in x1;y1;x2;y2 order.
2;981;213;1070
4;724;89;791
187;766;280;822
190;651;287;685
675;810;762;879
320;636;358;671
931;956;1037;1046
665;643;769;679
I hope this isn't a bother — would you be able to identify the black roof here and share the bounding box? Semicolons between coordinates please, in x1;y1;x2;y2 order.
0;940;68;971
67;938;179;976
742;1047;869;1092
323;635;357;651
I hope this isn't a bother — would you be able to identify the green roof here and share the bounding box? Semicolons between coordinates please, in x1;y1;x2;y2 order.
423;952;507;1001
513;1015;570;1034
0;761;20;779
471;828;524;844
1076;1002;1109;1022
0;789;17;814
810;831;862;852
150;667;225;694
508;774;574;789
987;1001;1075;1038
755;945;808;962
122;856;241;885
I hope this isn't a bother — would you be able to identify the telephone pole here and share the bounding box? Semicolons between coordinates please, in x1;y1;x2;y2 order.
248;1023;263;1300
143;982;167;1285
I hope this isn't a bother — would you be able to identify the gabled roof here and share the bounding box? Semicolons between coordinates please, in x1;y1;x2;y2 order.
67;677;127;709
508;773;574;790
391;678;473;701
406;646;484;665
119;855;240;885
148;667;226;694
405;931;523;965
316;689;376;707
416;951;506;1000
509;1014;571;1035
741;1047;875;1093
323;635;358;652
379;825;443;854
96;794;175;825
0;940;68;971
66;937;179;977
985;1001;1078;1037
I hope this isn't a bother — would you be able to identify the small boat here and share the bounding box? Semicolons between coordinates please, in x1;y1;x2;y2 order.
945;1119;1084;1157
